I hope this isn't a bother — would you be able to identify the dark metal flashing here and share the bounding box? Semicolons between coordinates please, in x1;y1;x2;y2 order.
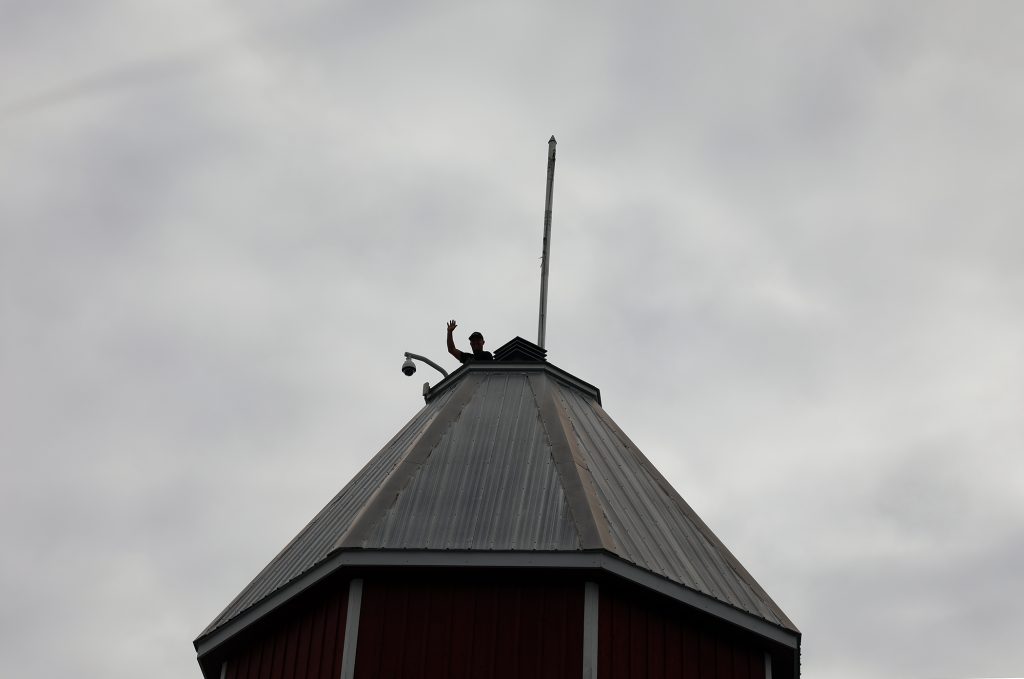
195;549;799;662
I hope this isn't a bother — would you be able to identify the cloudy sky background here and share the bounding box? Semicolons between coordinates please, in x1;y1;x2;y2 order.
3;2;1023;677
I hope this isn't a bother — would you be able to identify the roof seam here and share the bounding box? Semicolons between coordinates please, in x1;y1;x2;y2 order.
531;374;616;552
335;374;482;550
590;401;795;629
198;390;455;634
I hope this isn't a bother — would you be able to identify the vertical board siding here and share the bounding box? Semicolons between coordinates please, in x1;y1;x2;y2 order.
354;575;584;679
598;582;767;679
223;582;348;679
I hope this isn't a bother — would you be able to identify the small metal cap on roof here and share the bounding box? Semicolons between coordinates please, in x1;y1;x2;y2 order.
492;336;547;363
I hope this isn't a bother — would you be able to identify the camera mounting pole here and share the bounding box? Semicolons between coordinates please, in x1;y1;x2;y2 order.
402;352;449;379
537;136;556;349
402;352;450;401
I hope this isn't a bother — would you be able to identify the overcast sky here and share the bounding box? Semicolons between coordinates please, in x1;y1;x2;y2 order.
3;2;1023;678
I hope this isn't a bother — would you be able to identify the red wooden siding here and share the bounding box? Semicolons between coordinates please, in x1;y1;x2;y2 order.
354;574;584;679
222;581;349;679
598;582;766;679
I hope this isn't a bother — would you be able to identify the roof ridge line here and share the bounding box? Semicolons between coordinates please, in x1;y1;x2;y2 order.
529;372;616;552
196;391;463;636
334;374;482;550
589;403;798;632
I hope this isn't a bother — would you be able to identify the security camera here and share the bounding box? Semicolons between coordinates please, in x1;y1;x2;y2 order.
401;357;416;376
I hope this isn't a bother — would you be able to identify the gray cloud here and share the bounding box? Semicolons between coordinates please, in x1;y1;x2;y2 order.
3;2;1023;678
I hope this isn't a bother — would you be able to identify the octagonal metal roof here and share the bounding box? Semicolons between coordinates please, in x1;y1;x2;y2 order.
197;338;797;655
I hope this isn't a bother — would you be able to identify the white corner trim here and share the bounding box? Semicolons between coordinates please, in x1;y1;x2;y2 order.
583;581;599;679
339;579;364;679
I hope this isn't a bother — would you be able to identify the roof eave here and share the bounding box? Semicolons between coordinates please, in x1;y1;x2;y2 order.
425;361;601;405
194;548;799;662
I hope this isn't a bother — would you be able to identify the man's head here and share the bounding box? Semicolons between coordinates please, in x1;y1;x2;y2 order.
468;331;485;353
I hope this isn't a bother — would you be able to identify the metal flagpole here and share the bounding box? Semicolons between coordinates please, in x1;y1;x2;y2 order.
537;136;556;348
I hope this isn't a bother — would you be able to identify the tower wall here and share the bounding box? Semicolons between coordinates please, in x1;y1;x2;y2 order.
209;569;794;679
599;579;795;679
219;579;351;679
354;572;584;679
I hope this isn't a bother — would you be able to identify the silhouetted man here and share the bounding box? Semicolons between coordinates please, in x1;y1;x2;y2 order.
447;320;493;363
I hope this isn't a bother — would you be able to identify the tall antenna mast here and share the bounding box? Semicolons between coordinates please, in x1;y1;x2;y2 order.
537;135;557;348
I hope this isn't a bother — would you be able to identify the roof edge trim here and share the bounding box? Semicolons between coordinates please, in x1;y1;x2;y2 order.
196;390;460;636
425;362;601;405
194;549;799;659
589;402;798;631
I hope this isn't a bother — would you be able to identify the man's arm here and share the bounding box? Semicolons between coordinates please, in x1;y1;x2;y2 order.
446;320;464;361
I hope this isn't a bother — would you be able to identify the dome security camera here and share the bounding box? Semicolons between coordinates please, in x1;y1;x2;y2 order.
401;357;416;376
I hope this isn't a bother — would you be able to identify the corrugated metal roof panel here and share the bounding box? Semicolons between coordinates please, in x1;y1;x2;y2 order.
553;382;790;628
362;373;578;551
